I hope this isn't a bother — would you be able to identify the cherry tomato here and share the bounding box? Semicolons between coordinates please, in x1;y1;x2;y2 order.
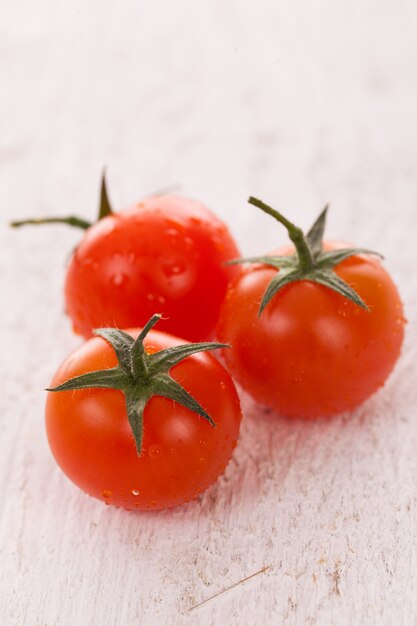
46;321;242;511
65;194;240;341
216;198;405;418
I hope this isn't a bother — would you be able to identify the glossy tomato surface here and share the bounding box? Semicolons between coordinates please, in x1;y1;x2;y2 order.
46;328;242;511
65;195;240;341
217;243;405;418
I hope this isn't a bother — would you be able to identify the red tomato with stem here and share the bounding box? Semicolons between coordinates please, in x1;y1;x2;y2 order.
46;315;242;510
217;197;405;418
12;176;240;342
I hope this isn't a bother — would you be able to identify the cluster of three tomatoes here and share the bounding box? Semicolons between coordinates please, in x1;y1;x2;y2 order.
16;179;404;510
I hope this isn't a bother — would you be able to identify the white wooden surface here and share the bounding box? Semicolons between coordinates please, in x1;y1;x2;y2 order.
1;2;417;624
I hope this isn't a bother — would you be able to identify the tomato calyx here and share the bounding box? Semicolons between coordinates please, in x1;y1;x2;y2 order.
10;172;113;231
47;314;228;456
228;197;383;314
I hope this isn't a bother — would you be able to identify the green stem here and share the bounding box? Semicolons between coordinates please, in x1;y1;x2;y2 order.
248;196;314;272
98;171;113;219
10;216;92;230
130;314;162;381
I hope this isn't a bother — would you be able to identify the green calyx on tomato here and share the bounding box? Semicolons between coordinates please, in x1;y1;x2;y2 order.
228;197;383;314
10;171;113;231
47;314;228;456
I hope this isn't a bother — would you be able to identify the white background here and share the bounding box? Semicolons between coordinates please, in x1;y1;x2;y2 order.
1;1;417;624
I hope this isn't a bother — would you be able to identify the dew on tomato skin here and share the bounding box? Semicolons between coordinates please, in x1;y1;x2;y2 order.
161;261;186;278
219;381;226;390
199;457;206;464
184;236;194;249
164;228;180;238
148;444;162;459
131;489;140;496
112;272;129;287
146;292;156;302
214;223;227;234
83;258;99;270
102;489;112;499
210;233;226;251
157;295;166;305
199;439;207;448
145;345;157;354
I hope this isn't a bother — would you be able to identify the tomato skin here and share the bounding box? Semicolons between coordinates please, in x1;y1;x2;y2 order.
45;329;242;510
217;243;405;418
64;195;240;342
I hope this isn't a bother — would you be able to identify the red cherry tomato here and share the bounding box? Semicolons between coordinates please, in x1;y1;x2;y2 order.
46;325;242;511
217;199;405;418
65;195;240;341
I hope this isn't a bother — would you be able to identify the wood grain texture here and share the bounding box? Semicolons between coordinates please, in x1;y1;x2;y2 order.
1;1;417;624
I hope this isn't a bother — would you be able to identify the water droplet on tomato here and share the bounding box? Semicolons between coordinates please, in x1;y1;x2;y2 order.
184;236;194;249
219;381;226;390
131;489;140;496
102;488;112;499
165;228;179;238
199;457;206;464
112;272;129;287
145;345;157;354
146;293;155;302
157;295;166;305
199;439;207;448
149;444;162;459
210;233;225;251
83;258;99;270
161;261;185;277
